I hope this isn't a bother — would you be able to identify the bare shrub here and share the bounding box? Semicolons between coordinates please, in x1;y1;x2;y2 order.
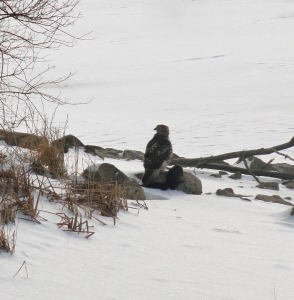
0;226;16;254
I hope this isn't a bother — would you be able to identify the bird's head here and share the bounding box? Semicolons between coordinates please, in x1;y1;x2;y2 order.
154;124;169;136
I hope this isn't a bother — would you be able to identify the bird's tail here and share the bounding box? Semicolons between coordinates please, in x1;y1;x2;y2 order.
142;170;154;186
142;169;161;186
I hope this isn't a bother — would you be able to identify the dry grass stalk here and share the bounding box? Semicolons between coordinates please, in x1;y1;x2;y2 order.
57;212;95;238
13;261;28;279
0;226;17;254
73;181;128;219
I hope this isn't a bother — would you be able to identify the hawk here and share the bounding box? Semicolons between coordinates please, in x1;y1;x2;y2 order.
142;124;173;186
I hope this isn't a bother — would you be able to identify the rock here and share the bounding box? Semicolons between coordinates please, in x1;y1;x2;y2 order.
219;171;228;175
0;130;45;150
256;181;279;191
30;161;46;175
229;171;242;180
176;172;202;195
246;157;294;175
216;188;235;197
285;197;292;200
105;148;123;158
291;207;294;216
123;150;144;161
82;163;146;200
271;163;294;175
255;194;293;206
135;171;202;195
216;188;251;201
210;173;222;178
283;181;294;189
52;135;84;153
247;156;274;171
84;145;105;159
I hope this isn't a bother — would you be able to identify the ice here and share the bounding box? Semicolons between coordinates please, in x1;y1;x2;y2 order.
2;1;294;299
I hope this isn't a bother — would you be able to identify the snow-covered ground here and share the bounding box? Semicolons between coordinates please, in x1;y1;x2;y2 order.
2;0;294;299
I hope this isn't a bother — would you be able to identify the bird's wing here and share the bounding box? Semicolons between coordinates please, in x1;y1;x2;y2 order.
144;138;172;170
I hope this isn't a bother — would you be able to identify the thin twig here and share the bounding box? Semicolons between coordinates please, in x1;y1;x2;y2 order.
13;261;28;278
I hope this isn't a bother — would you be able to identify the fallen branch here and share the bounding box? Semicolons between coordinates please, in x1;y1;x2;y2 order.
171;136;294;167
197;162;294;180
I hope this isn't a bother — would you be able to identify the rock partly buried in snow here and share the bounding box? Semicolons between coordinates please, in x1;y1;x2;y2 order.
52;134;84;153
123;149;144;161
247;157;294;175
177;172;202;195
0;130;45;150
256;181;279;191
216;188;235;197
229;171;242;180
210;173;222;178
255;194;293;206
272;163;294;175
135;171;202;195
216;188;251;201
283;181;294;189
247;156;275;171
84;145;123;159
82;163;146;200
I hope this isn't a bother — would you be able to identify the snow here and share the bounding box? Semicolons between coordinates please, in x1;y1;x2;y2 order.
2;0;294;299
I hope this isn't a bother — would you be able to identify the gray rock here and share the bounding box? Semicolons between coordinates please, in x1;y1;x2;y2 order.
0;130;45;150
211;173;222;178
284;181;294;189
84;145;105;159
135;171;202;195
216;188;251;201
246;157;294;175
52;134;84;153
82;163;146;200
247;156;275;171
273;163;294;175
123;150;144;161
229;171;242;180
216;188;235;197
255;194;293;206
219;171;228;175
256;181;279;191
176;172;202;195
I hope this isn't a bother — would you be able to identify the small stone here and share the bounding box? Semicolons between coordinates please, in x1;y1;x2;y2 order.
219;171;228;175
210;173;222;178
123;150;144;161
256;182;279;191
216;188;235;197
255;194;293;206
285;197;292;200
284;181;294;189
229;171;242;180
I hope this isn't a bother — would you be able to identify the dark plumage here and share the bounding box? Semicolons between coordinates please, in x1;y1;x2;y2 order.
142;125;173;186
146;165;184;190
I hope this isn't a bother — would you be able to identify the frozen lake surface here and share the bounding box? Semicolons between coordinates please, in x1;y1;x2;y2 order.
2;1;294;299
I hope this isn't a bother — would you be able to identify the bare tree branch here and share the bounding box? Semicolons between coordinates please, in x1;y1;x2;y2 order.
171;136;294;167
0;0;89;132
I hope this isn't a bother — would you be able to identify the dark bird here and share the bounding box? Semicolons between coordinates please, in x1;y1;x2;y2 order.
146;165;184;190
142;125;173;186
